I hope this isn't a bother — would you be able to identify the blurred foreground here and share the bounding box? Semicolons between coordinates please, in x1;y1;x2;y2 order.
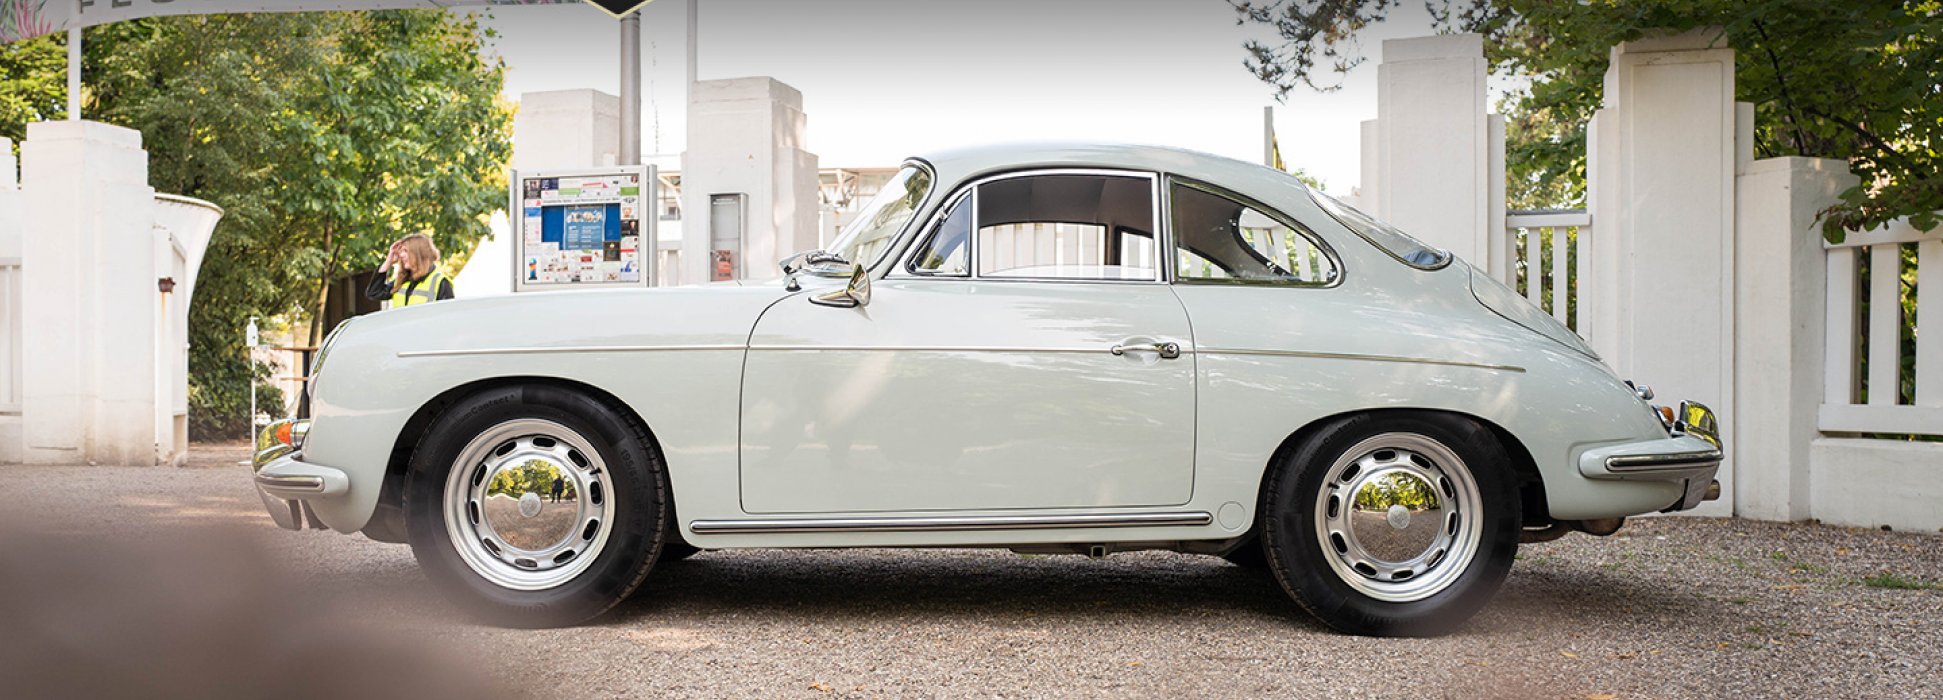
1;448;1940;698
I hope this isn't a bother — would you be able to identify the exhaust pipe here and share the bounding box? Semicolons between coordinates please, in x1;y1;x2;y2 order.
1704;479;1721;502
1524;518;1626;543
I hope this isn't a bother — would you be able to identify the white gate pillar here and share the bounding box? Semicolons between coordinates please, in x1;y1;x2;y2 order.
679;77;819;285
1585;29;1738;514
1364;34;1503;272
19;120;160;466
1732;157;1852;521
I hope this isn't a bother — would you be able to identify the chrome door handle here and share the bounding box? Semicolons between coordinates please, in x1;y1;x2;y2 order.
1110;341;1182;360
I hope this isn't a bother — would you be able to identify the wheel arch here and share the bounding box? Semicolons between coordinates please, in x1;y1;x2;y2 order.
1255;407;1550;528
362;376;663;543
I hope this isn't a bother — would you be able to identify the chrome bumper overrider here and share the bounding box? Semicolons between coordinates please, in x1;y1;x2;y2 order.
251;419;350;531
1580;400;1725;512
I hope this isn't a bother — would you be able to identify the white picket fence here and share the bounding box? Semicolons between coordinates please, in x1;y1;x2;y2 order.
1503;210;1591;338
0;258;18;415
1821;218;1942;437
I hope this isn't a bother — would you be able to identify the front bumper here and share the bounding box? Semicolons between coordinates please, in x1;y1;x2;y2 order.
252;419;351;531
1578;400;1724;512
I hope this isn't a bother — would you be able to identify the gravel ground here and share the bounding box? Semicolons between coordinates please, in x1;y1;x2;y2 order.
7;448;1942;699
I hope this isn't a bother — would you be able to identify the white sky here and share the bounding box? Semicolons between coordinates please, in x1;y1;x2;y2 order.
473;0;1468;194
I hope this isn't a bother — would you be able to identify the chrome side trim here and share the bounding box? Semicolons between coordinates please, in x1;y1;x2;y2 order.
255;473;327;494
1197;347;1525;373
689;511;1214;534
1607;449;1724;473
398;344;743;358
747;344;1160;355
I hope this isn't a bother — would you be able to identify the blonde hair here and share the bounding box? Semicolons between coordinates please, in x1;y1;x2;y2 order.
395;234;442;282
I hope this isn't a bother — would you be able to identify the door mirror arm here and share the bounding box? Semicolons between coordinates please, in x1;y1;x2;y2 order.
809;264;872;308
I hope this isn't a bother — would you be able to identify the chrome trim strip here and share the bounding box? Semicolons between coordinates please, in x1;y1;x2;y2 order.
689;511;1214;534
398;344;744;358
1607;449;1724;473
255;473;327;494
746;344;1163;355
1197;347;1525;373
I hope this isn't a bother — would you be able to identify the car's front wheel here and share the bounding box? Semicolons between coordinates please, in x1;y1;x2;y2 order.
1261;411;1519;637
405;384;667;627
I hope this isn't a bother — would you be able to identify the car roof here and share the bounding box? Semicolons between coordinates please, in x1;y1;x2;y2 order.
912;142;1313;196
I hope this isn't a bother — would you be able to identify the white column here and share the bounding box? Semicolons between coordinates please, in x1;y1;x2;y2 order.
1370;34;1497;271
1583;29;1738;514
511;89;621;171
1732;157;1852;521
20;120;159;466
1355;120;1379;213
679;77;819;284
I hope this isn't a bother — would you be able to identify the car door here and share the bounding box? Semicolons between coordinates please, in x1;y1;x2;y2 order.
739;170;1197;514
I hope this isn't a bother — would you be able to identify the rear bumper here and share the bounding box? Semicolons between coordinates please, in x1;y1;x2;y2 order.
1578;400;1724;512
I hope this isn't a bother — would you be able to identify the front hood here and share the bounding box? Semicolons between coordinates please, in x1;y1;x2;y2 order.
341;284;798;357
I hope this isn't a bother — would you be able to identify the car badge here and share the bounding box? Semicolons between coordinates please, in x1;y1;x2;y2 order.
581;0;660;18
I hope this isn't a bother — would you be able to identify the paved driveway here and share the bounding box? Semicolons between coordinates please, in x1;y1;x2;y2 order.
6;453;1941;699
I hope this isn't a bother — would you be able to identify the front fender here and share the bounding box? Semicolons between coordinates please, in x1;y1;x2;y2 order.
300;286;787;532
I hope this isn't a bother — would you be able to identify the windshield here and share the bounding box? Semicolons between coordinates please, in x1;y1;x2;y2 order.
1308;189;1451;269
823;164;932;272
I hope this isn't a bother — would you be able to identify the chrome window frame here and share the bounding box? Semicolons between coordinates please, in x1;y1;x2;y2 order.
1306;186;1451;271
891;168;1167;285
902;187;976;278
825;158;939;278
1165;175;1346;289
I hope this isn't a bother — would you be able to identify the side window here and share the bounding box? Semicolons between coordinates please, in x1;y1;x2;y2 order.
974;174;1157;281
909;194;972;276
1172;181;1338;285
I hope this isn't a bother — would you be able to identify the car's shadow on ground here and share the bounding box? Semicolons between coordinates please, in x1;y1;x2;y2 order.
608;550;1306;626
591;549;1729;639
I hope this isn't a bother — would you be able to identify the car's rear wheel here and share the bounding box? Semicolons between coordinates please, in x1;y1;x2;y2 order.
405;384;666;627
1261;411;1519;637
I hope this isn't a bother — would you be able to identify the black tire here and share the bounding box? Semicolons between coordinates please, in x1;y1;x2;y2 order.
405;384;667;628
1261;411;1519;637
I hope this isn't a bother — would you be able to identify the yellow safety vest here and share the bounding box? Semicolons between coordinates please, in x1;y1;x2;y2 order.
390;267;450;307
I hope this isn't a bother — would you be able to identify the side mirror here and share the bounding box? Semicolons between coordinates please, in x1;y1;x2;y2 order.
810;264;872;308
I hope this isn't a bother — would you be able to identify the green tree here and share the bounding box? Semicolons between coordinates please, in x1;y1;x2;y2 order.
71;11;512;438
0;33;65;144
1231;0;1942;238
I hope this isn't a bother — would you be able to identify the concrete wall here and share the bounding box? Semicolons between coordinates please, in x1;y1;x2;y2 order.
1810;440;1943;533
680;77;820;284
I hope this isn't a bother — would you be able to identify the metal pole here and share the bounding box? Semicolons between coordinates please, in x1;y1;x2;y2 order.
686;0;698;88
1263;106;1274;167
620;12;642;166
67;28;81;120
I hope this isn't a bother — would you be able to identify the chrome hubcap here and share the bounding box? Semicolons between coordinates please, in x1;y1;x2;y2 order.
443;419;615;591
1313;433;1482;602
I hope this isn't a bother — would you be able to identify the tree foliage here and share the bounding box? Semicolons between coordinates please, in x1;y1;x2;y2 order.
57;11;512;438
1231;0;1942;239
0;32;64;142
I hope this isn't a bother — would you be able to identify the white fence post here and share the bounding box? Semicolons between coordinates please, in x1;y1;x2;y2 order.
1732;157;1851;521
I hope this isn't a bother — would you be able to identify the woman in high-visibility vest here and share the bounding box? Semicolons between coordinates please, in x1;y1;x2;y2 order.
366;233;455;307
